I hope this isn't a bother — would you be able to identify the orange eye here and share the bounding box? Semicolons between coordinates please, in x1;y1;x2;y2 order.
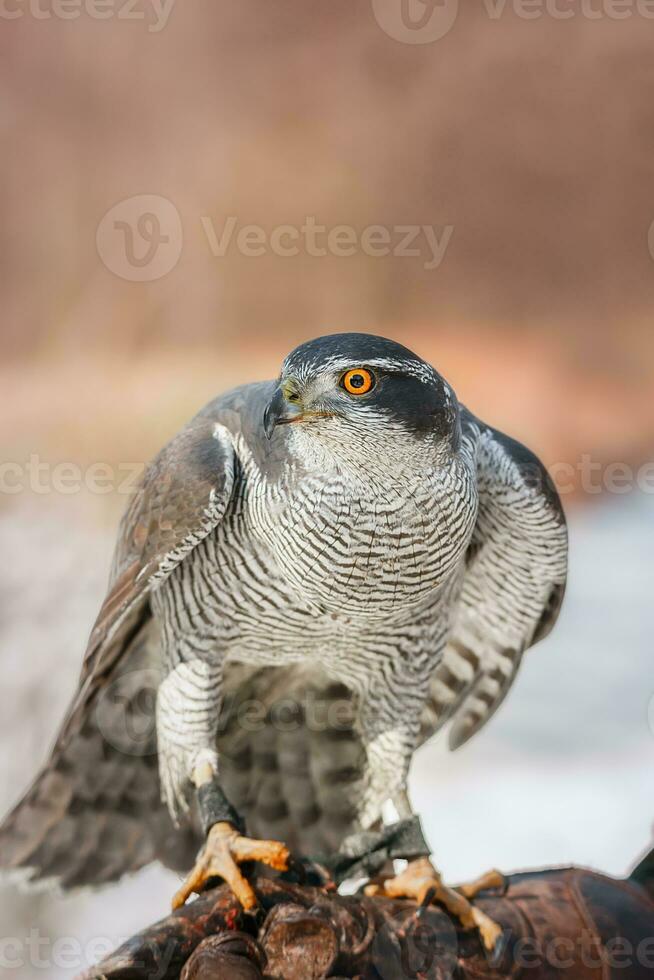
341;368;375;395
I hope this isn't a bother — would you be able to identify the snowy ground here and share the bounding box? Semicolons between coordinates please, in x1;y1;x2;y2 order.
0;492;652;978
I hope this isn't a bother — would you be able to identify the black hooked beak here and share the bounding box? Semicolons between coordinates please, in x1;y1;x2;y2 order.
263;385;303;439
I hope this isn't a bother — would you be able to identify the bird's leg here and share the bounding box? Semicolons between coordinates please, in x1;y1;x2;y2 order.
344;667;503;952
157;659;290;911
172;758;290;910
364;788;503;952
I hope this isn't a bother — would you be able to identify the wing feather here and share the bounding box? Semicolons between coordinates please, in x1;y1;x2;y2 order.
420;410;568;751
58;416;236;742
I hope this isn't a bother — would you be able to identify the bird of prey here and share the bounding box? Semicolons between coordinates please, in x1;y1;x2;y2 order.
0;334;567;949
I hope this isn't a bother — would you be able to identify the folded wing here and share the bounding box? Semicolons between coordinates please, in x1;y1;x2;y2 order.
420;411;568;750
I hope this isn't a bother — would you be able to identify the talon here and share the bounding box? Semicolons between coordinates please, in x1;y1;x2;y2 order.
371;857;503;952
419;884;437;908
172;821;290;912
472;907;504;952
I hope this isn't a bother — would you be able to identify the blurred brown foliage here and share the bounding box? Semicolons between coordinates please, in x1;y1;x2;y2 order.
1;2;653;501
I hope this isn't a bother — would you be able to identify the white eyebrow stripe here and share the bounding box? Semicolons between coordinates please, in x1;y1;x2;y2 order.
284;353;438;385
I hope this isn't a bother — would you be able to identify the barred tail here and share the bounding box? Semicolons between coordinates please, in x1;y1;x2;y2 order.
448;648;522;751
217;666;364;857
0;622;197;889
0;729;196;889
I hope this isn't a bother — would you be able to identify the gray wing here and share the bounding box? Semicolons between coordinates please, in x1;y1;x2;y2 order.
62;410;239;738
66;376;279;739
0;394;250;886
419;410;568;750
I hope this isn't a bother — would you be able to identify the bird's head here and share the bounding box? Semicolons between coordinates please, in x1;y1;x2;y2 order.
263;333;460;468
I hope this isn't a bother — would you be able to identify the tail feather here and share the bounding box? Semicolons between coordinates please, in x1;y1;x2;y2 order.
218;667;364;856
0;735;196;889
448;649;522;751
0;629;198;888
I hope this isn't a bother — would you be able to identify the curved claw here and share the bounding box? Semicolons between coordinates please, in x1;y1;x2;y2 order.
172;822;290;912
471;906;504;952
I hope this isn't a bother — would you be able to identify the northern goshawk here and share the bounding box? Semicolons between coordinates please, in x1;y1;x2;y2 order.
0;334;567;948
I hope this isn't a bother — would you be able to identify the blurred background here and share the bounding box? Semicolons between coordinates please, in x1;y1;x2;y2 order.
1;2;653;976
